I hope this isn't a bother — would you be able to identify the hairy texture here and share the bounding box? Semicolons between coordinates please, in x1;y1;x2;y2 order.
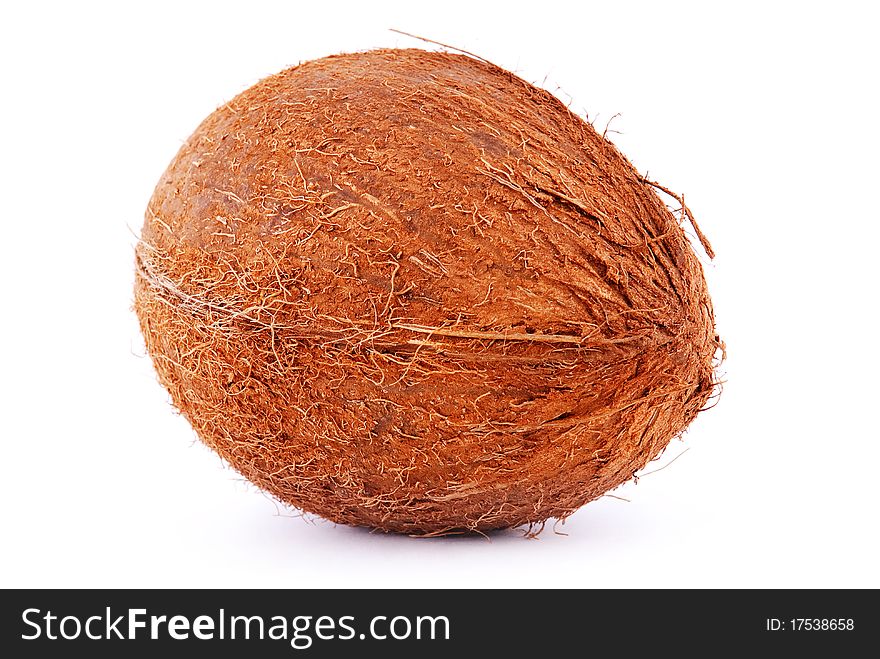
134;48;721;535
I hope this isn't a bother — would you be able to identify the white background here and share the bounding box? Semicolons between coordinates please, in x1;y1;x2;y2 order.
2;1;878;588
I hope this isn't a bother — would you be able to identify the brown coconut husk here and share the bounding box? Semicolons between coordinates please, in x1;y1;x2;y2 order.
134;48;721;535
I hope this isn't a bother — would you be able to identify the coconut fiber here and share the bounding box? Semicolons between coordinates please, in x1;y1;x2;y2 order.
135;48;721;535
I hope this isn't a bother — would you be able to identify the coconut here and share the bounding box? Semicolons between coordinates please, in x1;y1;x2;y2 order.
134;48;720;535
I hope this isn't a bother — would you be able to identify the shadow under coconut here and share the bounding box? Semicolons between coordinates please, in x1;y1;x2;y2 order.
245;478;670;550
332;523;534;545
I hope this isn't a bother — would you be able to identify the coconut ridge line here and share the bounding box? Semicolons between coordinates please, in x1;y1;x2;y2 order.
135;241;684;375
135;47;720;534
137;241;656;347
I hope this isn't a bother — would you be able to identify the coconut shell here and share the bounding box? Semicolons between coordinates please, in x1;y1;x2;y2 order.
134;48;720;535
